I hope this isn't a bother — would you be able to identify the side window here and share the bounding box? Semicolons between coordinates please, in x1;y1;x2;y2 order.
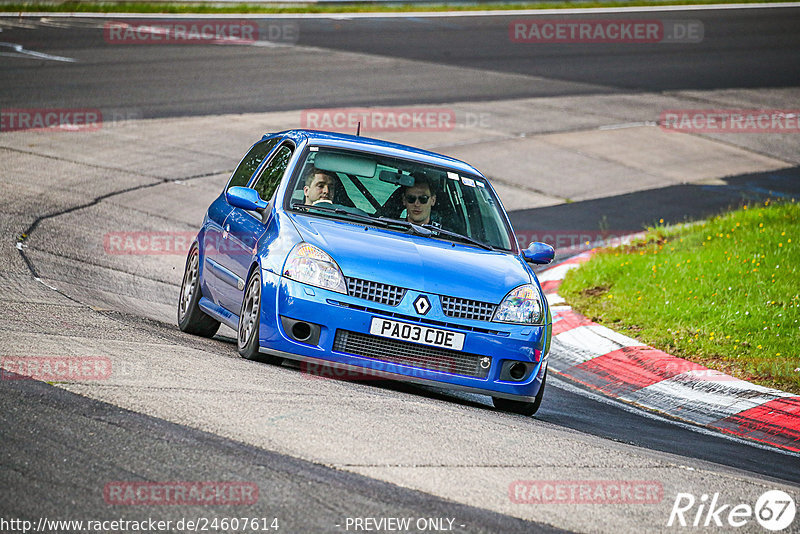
227;138;280;191
253;145;293;202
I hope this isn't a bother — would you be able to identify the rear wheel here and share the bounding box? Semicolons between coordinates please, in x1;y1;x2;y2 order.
178;245;220;338
492;370;547;416
237;271;282;365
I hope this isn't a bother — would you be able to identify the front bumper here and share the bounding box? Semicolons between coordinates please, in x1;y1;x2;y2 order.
258;272;550;400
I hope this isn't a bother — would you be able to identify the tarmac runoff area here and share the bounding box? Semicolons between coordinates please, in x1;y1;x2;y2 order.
1;88;799;533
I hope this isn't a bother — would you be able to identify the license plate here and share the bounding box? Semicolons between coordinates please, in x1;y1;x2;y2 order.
369;318;465;351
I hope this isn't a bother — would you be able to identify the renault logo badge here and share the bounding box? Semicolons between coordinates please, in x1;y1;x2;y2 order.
414;295;431;315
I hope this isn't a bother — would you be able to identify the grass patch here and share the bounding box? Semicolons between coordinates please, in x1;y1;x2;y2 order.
559;200;800;394
0;0;790;14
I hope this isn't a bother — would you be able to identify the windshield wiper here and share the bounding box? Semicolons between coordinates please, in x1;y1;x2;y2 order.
291;205;489;249
291;203;388;227
376;216;432;236
421;224;494;250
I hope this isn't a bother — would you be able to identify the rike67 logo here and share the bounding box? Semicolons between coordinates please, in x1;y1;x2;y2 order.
668;490;796;531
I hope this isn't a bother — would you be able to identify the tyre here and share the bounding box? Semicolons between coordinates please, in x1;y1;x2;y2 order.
237;270;283;365
178;245;220;338
492;370;546;416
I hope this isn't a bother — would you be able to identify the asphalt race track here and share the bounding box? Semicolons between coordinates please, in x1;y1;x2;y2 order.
1;5;800;533
0;7;799;116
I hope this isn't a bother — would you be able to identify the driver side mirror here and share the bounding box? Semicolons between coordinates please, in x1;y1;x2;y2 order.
522;242;554;265
226;186;268;211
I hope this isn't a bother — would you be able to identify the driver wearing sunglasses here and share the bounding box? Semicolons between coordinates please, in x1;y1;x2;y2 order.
402;175;437;226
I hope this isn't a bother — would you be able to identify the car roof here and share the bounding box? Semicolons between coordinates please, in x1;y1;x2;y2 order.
269;129;484;178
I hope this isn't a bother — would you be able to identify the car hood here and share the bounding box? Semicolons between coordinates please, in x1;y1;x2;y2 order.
288;213;531;303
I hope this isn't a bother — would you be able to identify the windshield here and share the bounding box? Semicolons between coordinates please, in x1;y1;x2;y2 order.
286;147;514;251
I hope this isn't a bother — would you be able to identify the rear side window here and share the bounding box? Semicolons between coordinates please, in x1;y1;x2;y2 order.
226;137;280;191
253;145;293;202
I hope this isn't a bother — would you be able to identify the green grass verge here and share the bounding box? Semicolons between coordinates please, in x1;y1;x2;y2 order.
559;200;800;394
0;0;791;14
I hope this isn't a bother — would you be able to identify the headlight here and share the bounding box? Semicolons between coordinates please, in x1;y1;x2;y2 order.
493;284;544;325
283;243;347;294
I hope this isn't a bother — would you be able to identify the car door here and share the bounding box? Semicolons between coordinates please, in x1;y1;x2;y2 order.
216;141;295;314
203;137;280;307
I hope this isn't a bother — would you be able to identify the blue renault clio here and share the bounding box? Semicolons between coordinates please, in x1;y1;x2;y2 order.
178;130;554;415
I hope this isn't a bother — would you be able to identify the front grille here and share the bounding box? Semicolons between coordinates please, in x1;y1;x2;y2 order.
346;277;406;307
440;295;496;322
326;299;509;336
333;330;491;379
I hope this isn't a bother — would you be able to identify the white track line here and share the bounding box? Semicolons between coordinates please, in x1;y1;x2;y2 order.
2;2;799;19
0;42;76;62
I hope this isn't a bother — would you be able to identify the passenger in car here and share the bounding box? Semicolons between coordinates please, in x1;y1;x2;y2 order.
303;167;338;205
402;175;437;226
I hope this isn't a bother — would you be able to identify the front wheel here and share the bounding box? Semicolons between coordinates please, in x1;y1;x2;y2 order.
178;245;220;338
237;271;282;365
492;370;546;416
